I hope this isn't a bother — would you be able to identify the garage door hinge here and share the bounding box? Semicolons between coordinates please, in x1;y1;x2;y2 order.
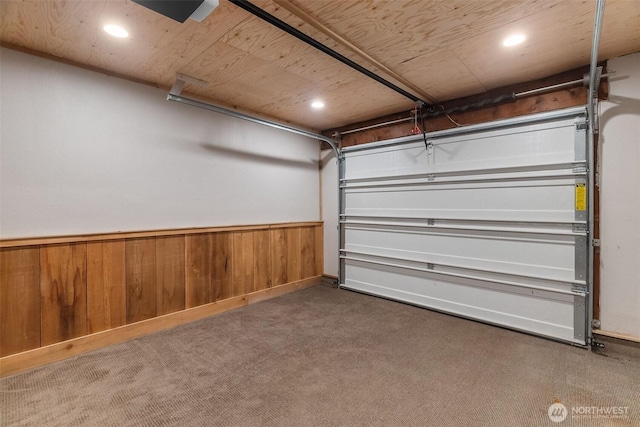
572;164;587;174
572;224;587;233
572;284;587;294
575;122;588;131
591;238;601;247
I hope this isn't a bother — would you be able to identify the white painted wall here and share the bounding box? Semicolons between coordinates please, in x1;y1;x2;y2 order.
321;150;339;276
599;52;640;339
0;48;320;239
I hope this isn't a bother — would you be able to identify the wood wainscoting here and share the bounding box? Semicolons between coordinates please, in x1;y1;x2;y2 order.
0;222;323;376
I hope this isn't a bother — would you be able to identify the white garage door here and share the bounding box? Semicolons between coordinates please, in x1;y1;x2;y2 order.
339;106;592;346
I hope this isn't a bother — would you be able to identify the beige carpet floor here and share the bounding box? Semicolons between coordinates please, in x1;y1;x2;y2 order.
1;283;638;427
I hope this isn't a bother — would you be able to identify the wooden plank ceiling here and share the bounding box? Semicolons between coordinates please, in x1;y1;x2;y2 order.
1;0;639;130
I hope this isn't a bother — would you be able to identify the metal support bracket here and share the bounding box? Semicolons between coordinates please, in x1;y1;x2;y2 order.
589;66;602;134
574;117;587;161
572;164;587;174
572;223;587;234
426;141;435;162
575;235;588;281
574;295;587;341
169;73;208;96
591;99;600;134
572;284;588;294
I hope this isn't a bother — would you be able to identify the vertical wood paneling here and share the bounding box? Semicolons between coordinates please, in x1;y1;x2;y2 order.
270;228;288;286
0;247;40;356
212;232;233;301
0;222;322;358
232;231;254;296
156;236;185;315
315;224;323;276
40;243;87;346
286;227;302;282
185;234;212;308
86;241;125;334
301;226;316;279
125;238;156;323
253;230;271;291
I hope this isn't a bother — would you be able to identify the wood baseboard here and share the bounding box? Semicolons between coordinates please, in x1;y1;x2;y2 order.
593;329;640;344
0;276;320;377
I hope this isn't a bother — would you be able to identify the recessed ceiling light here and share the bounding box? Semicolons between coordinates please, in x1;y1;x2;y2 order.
502;34;526;47
103;24;129;38
311;100;325;109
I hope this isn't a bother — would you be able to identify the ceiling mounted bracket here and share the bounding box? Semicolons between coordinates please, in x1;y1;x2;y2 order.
132;0;219;23
170;73;208;96
590;66;603;133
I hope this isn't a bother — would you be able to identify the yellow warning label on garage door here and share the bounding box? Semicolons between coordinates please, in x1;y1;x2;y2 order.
575;183;587;211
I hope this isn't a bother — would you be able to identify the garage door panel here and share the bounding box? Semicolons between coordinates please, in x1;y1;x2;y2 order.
345;179;580;222
344;226;577;282
343;252;580;296
344;217;580;235
343;261;579;344
344;164;586;189
345;121;579;181
340;106;591;345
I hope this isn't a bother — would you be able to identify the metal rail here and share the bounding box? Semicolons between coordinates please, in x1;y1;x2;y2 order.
167;93;340;158
517;73;612;98
334;74;610;137
228;0;429;105
586;0;606;346
589;0;607;104
337;117;413;136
